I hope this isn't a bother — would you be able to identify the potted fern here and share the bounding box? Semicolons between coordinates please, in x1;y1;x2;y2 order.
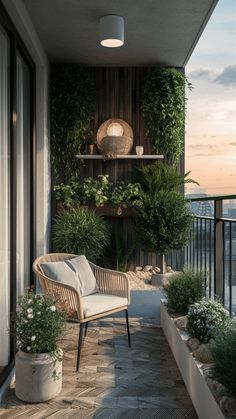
12;293;67;403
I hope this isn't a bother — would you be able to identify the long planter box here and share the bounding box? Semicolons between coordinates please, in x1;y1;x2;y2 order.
160;300;224;419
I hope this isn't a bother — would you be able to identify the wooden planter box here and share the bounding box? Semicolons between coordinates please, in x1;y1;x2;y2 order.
55;201;135;218
160;300;225;419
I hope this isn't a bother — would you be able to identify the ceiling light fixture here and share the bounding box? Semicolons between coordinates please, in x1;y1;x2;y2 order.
100;15;124;48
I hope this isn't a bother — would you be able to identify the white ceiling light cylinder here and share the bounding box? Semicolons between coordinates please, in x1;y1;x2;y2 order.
100;15;124;48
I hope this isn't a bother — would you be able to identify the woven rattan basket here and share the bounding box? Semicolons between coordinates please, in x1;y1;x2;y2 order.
97;119;133;155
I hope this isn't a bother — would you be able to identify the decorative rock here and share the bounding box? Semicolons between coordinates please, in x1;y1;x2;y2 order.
194;343;214;364
202;366;215;379
135;266;143;272
166;265;172;272
151;269;156;274
143;265;153;272
187;337;201;352
220;396;236;417
154;267;161;273
174;316;187;331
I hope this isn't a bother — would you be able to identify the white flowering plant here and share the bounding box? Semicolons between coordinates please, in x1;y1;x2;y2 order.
187;298;229;343
11;294;67;358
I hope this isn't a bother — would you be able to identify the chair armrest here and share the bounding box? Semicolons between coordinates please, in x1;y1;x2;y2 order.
33;269;84;321
89;262;130;304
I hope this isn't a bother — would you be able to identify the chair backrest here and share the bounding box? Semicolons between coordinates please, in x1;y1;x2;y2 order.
32;253;84;321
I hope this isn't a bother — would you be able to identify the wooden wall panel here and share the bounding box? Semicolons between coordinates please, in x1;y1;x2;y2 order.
80;67;161;268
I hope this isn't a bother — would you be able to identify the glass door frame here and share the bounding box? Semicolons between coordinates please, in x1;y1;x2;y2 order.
0;2;36;386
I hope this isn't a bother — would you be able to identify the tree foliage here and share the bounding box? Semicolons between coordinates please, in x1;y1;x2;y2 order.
135;191;192;254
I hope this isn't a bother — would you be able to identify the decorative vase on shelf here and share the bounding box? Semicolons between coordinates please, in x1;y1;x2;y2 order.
136;146;144;156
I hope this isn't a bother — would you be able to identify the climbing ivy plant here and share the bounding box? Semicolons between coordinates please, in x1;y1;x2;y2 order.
142;67;192;165
50;65;95;183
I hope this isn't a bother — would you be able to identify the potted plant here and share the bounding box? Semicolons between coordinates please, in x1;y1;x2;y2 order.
12;293;67;403
135;161;198;273
52;206;110;263
86;136;96;155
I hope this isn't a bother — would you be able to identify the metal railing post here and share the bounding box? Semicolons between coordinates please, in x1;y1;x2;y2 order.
214;199;223;300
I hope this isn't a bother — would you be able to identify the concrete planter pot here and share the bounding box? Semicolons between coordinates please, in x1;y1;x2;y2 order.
160;300;224;419
15;349;63;403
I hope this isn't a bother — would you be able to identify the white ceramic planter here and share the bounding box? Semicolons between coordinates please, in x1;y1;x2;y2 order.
15;349;63;403
160;300;225;419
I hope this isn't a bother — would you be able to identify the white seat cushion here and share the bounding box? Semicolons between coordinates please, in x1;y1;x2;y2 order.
82;294;128;318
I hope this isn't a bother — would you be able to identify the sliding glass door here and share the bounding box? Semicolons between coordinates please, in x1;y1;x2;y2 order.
16;53;31;297
0;25;10;371
0;5;35;384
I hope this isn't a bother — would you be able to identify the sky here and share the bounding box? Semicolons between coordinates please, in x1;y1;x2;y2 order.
185;0;236;196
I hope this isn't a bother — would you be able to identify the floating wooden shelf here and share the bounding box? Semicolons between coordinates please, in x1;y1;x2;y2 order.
76;154;164;160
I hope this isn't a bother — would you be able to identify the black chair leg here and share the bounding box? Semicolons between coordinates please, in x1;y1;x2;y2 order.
76;323;84;372
84;322;88;337
125;309;131;348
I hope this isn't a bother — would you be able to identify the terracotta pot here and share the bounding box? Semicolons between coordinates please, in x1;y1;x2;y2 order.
15;349;63;402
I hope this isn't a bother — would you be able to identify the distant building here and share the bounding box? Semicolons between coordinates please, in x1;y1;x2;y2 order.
186;194;214;217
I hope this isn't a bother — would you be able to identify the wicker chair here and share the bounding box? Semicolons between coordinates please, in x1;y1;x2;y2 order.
33;253;131;371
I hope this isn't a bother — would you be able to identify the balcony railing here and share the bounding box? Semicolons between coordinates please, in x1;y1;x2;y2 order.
185;194;236;315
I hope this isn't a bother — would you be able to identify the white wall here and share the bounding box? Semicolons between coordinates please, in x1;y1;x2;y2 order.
2;0;50;257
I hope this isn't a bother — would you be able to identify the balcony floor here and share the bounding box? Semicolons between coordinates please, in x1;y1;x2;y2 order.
0;314;197;419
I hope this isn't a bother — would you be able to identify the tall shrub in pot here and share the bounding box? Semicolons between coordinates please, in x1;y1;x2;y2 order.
12;294;67;403
136;191;192;272
135;162;197;273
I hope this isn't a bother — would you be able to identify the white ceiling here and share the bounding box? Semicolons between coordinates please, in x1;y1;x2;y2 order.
23;0;218;66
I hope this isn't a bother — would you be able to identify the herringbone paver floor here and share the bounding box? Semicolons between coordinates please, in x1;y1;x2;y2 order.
0;318;197;418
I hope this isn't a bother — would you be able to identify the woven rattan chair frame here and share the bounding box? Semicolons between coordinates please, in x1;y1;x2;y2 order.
32;253;131;371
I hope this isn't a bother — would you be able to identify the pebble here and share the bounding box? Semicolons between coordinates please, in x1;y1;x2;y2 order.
174;316;187;331
194;343;213;364
187;337;201;352
143;265;153;272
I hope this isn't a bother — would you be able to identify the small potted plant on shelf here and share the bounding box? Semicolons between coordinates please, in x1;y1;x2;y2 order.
12;293;67;403
86;135;96;155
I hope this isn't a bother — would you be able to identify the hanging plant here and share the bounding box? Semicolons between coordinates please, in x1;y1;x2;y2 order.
142;67;192;164
50;65;95;184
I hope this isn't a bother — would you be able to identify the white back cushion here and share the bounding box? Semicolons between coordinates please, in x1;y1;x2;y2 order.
67;255;97;297
41;261;78;290
41;255;97;297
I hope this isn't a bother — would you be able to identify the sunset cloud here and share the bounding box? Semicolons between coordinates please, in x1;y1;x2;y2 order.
189;68;215;80
189;65;236;86
214;65;236;86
